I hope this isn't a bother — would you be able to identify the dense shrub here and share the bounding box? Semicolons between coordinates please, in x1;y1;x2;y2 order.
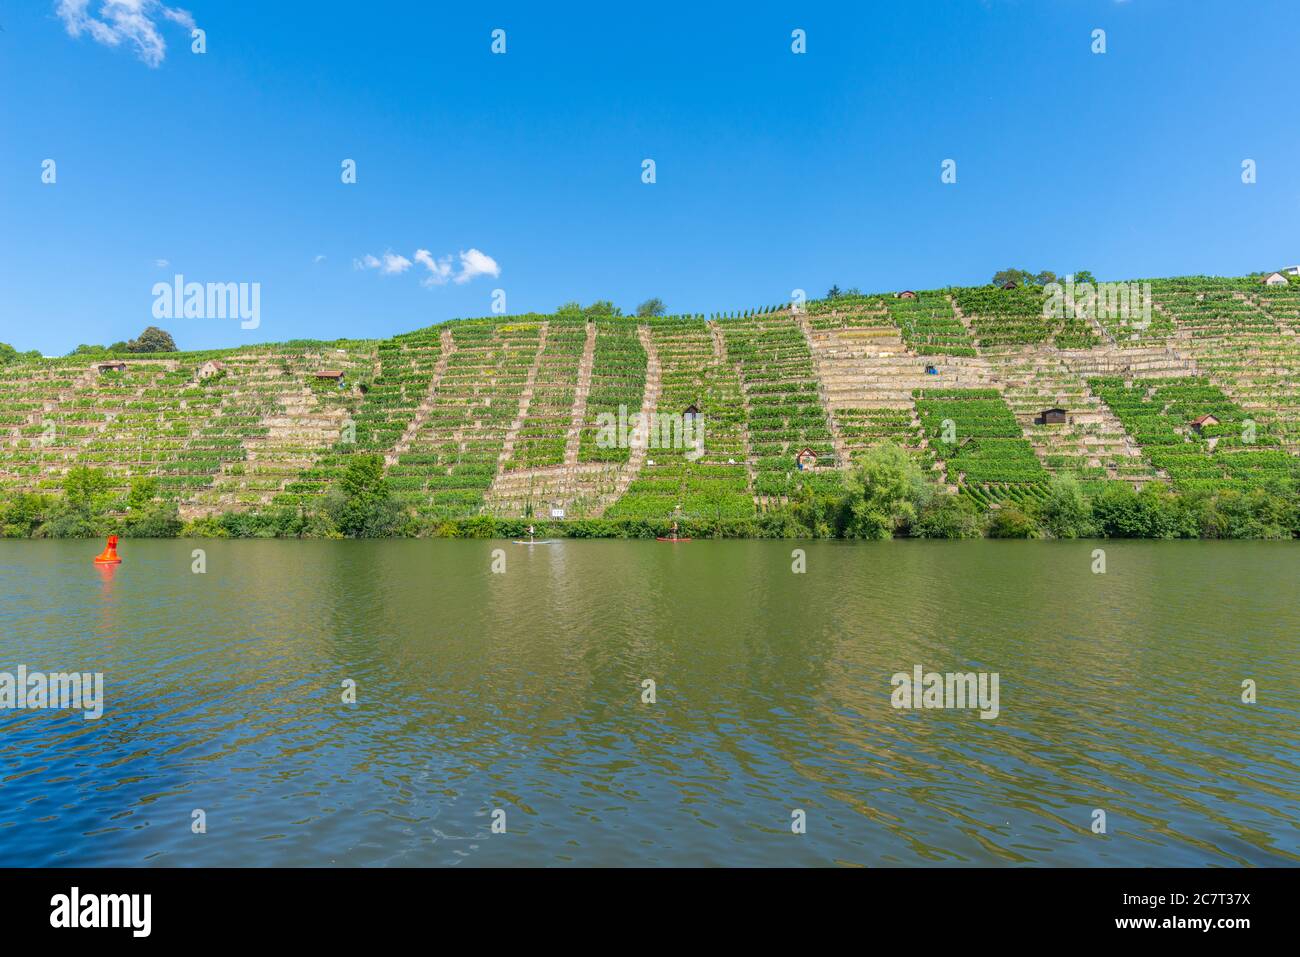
913;494;984;539
986;506;1040;539
1035;475;1094;539
320;454;406;538
837;444;930;539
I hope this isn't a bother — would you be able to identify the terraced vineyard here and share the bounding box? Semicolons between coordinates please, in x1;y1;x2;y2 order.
720;310;840;499
955;286;1100;350
913;388;1050;505
1089;377;1299;493
984;349;1158;493
604;318;752;520
1251;284;1300;332
2;274;1298;521
1153;280;1277;338
886;292;976;356
386;320;540;519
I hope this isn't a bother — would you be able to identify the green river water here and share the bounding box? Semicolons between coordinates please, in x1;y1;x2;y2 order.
0;539;1295;866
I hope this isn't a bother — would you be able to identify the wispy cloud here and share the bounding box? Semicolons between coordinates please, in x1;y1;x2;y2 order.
56;0;196;68
353;251;412;275
357;247;500;288
414;249;453;286
153;258;170;268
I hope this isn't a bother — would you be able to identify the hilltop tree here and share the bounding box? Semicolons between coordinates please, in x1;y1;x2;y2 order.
1073;270;1097;285
992;268;1059;288
557;300;625;320
582;300;622;319
0;343;37;365
636;297;666;318
992;268;1032;287
125;326;178;353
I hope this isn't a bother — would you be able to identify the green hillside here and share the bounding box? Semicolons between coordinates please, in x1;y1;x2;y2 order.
3;275;1299;536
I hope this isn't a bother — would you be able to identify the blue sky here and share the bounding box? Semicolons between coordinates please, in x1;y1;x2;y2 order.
1;0;1297;354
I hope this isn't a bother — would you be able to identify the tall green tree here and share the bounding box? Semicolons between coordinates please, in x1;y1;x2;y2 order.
582;300;623;319
992;268;1033;287
64;466;111;513
326;454;406;537
126;326;178;353
837;443;929;539
1036;474;1093;538
635;297;666;318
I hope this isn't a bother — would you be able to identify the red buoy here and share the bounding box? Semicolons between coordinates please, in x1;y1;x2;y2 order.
93;534;122;564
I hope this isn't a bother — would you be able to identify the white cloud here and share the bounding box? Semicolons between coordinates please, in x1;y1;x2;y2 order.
414;249;453;286
381;253;412;275
454;248;501;284
154;258;170;268
357;247;501;288
160;5;195;28
56;1;197;68
354;251;412;275
313;254;327;264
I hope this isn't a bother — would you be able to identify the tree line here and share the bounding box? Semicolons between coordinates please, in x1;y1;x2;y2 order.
4;445;1297;541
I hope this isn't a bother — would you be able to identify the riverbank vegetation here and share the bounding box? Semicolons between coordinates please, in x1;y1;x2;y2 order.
4;446;1295;541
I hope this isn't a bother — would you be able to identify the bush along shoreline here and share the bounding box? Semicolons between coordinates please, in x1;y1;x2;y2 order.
2;448;1297;541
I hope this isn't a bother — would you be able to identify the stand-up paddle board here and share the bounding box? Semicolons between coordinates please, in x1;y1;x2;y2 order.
655;537;692;542
512;539;559;545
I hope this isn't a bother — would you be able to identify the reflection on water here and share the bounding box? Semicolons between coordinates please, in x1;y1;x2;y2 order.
0;539;1296;866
